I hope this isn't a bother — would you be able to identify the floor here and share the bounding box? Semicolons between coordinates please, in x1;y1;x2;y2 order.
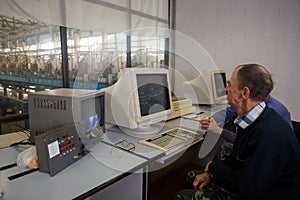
150;149;203;200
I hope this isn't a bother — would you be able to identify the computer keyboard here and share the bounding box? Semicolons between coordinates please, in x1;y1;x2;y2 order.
139;127;203;155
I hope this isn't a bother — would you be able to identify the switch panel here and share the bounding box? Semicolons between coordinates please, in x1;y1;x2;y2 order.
35;124;88;176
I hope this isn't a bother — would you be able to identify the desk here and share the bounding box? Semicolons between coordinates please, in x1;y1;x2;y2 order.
0;143;148;200
0;118;205;200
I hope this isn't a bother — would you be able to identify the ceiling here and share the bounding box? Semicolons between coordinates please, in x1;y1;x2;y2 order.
0;15;49;43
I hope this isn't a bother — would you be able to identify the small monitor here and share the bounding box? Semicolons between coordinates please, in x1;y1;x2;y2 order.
76;93;105;148
105;68;172;138
211;70;227;104
80;95;104;133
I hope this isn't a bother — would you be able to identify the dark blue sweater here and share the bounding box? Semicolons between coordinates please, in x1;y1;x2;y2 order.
209;106;300;199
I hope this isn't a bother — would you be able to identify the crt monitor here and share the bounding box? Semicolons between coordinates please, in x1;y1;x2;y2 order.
211;70;227;104
28;88;105;148
74;92;105;148
182;69;227;105
104;68;172;138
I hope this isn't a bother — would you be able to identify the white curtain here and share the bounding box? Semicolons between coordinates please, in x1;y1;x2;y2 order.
0;0;169;33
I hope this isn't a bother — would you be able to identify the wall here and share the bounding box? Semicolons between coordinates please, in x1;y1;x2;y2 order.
175;0;300;121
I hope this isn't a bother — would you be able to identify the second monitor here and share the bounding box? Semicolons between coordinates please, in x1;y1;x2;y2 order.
104;68;172;138
183;69;227;105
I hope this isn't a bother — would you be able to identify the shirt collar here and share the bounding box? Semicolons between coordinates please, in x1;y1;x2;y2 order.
234;101;266;129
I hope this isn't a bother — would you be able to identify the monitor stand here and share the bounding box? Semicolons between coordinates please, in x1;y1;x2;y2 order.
119;124;164;138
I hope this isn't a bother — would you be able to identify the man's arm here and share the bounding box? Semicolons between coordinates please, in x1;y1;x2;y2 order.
221;129;236;143
201;118;236;142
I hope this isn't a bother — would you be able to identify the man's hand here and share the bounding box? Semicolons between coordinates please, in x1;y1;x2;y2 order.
200;117;223;135
204;161;213;175
193;172;212;189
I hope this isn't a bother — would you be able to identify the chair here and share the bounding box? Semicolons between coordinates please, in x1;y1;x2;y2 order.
291;121;300;199
292;121;300;143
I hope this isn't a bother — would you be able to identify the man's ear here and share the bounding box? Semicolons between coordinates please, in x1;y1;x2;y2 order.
242;87;250;99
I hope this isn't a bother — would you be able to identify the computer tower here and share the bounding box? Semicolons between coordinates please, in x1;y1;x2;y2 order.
28;88;105;143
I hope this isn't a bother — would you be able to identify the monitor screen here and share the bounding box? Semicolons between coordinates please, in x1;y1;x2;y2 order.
136;74;171;117
78;92;105;147
213;72;227;97
81;95;105;134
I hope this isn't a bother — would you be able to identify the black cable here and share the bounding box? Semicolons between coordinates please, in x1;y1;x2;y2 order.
8;168;39;180
14;123;31;139
0;163;17;171
14;123;25;129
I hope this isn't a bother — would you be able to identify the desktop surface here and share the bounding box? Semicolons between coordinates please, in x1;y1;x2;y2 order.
0;142;147;200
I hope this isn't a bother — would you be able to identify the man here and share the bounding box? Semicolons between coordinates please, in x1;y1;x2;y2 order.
185;95;293;185
175;64;300;199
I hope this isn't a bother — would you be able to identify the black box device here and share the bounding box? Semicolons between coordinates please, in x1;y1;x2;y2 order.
28;88;105;143
35;124;88;176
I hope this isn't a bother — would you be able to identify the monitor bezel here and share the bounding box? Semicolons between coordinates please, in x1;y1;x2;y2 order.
211;70;227;103
131;69;173;125
73;90;105;135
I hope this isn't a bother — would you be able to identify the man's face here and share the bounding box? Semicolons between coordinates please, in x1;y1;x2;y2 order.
225;69;244;108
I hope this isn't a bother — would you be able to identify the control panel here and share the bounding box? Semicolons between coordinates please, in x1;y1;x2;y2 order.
35;124;88;176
